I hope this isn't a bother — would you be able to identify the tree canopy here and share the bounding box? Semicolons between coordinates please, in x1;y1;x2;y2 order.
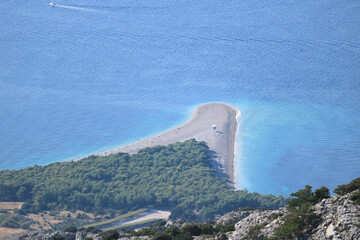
0;139;286;221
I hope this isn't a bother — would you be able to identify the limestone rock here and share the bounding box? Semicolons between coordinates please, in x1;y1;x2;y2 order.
226;191;360;240
216;210;252;225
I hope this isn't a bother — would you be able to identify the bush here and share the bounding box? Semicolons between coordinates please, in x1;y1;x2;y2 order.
200;224;214;235
1;216;20;228
215;223;235;233
81;227;101;234
152;232;172;240
289;185;330;207
181;224;202;236
102;230;119;240
64;226;77;233
350;191;360;205
334;177;360;195
314;186;330;202
174;231;192;240
334;177;360;206
20;222;31;229
51;236;64;240
165;226;180;237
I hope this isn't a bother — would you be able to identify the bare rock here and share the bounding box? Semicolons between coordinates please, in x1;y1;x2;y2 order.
226;191;360;240
216;210;252;225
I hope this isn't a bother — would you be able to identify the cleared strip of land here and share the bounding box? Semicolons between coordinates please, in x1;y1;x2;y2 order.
82;209;147;228
102;210;171;230
98;103;239;186
82;209;170;230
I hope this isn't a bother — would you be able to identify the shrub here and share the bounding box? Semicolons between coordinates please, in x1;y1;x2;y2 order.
1;216;20;228
20;222;31;229
102;230;119;240
165;225;180;237
350;191;360;205
334;177;360;206
181;223;202;236
64;226;77;233
52;236;64;240
334;177;360;195
152;232;172;240
215;223;235;233
174;231;192;240
200;224;214;235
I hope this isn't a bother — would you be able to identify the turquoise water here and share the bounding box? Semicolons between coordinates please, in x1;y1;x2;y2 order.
1;0;359;196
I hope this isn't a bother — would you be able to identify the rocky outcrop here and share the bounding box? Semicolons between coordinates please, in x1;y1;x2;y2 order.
216;210;252;225
25;231;78;240
225;208;287;239
22;232;150;240
226;191;360;239
308;192;360;239
118;237;150;240
18;191;360;240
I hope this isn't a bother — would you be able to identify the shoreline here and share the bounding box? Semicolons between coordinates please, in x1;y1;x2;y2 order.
97;103;240;187
233;108;241;189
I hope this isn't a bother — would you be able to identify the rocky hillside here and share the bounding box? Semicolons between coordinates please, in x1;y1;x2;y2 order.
17;190;360;240
220;191;360;240
14;178;360;240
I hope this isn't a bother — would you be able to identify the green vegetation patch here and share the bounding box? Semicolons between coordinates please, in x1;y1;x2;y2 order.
334;177;360;205
266;185;329;240
0;139;286;221
0;214;33;229
0;213;11;224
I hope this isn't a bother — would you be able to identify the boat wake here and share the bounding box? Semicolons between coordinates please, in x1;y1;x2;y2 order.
51;4;103;13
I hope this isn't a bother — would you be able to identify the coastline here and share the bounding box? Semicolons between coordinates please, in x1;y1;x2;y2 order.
233;108;241;189
97;103;240;187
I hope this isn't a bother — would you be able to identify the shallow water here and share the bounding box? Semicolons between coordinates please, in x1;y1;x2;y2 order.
1;0;359;196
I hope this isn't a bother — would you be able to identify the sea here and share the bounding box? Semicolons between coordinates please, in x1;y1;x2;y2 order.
1;0;359;196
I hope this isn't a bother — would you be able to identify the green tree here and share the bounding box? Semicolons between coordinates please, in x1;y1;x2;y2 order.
101;230;119;240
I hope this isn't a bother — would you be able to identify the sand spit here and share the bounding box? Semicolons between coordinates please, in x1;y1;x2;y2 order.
98;103;239;186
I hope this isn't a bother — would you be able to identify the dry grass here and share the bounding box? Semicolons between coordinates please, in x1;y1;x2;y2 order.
0;227;26;239
0;202;23;210
26;209;96;231
27;212;63;230
0;209;98;239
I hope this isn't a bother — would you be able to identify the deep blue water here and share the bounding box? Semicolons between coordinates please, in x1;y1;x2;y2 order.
1;0;359;196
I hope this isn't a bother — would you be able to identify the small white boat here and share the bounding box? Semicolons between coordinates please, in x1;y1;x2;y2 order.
50;2;56;6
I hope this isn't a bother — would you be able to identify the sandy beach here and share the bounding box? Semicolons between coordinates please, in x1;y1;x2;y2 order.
98;103;239;186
